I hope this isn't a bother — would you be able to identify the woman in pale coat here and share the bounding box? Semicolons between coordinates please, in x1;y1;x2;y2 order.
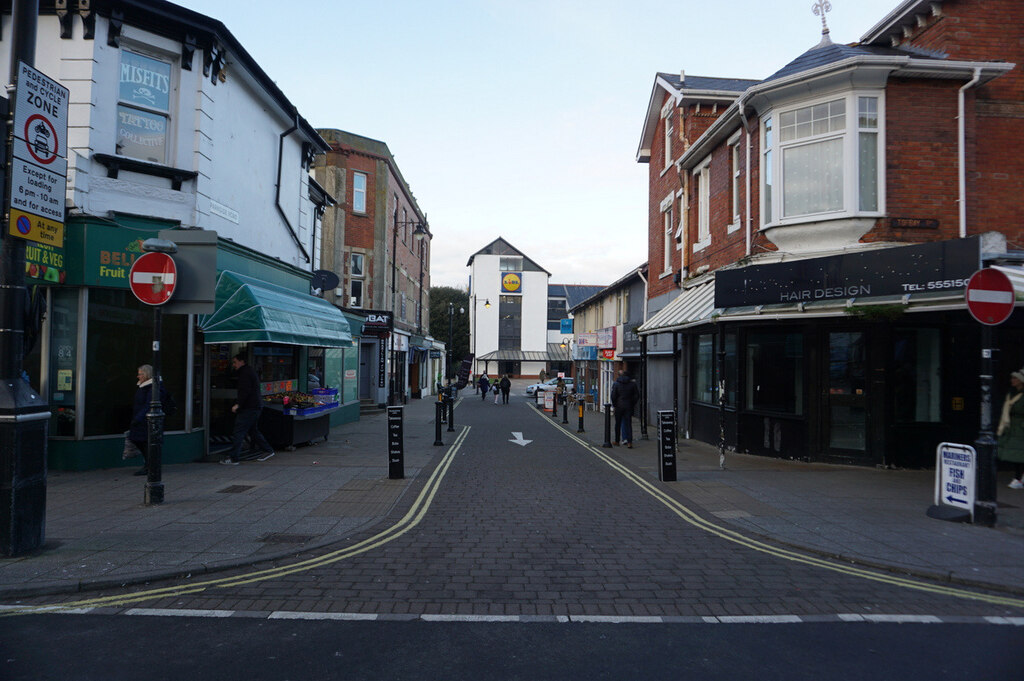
998;368;1024;489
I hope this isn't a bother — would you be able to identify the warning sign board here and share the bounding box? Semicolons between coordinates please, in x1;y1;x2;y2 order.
129;252;177;306
9;62;68;247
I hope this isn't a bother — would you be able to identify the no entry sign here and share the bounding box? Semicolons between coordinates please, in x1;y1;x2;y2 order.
129;252;177;305
965;268;1015;326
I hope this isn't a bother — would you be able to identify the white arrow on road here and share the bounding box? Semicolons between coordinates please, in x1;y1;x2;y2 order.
509;432;532;447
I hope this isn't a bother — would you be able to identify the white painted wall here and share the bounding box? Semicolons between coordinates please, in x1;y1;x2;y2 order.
2;15;318;270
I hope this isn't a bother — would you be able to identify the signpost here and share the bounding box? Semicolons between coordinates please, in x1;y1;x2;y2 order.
129;243;178;505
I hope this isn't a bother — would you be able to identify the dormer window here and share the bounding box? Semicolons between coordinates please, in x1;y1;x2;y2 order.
761;91;884;227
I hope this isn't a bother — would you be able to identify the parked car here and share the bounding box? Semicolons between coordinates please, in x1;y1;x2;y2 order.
525;377;574;396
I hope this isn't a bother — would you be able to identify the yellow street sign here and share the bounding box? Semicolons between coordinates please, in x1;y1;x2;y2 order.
9;208;64;248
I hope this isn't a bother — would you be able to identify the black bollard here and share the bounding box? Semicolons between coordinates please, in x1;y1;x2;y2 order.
562;399;569;424
602;403;613;448
433;401;444;446
551;393;559;419
447;397;455;432
577;401;585;433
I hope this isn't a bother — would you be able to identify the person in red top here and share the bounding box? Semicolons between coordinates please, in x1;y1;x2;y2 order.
221;353;275;465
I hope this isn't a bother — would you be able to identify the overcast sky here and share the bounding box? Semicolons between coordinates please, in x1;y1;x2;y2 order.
173;0;903;289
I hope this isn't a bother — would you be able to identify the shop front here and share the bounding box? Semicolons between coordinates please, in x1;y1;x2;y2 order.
35;217;359;471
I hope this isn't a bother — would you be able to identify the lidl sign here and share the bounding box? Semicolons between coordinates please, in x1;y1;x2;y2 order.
501;272;522;293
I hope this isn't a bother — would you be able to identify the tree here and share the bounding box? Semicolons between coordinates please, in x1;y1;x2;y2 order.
428;286;470;378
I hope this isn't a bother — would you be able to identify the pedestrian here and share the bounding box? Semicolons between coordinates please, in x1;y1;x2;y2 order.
478;373;490;401
128;364;173;476
610;369;640;448
221;353;275;465
999;367;1024;489
499;374;511;404
493;379;501;404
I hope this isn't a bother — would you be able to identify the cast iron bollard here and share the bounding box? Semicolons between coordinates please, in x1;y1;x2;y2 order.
602;403;613;448
433;402;444;446
551;393;559;419
387;406;404;479
577;401;585;433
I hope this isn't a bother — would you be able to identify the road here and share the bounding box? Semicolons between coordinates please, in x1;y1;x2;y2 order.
2;394;1023;678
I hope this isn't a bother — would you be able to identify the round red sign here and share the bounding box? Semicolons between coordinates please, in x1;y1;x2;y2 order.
965;268;1015;326
129;252;177;306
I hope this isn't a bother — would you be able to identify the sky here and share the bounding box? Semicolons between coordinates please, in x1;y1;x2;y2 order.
173;0;904;289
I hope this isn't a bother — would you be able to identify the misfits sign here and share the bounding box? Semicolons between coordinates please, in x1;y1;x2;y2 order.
715;237;980;308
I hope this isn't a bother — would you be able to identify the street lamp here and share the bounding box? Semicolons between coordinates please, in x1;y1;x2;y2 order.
390;210;428;406
447;302;465;380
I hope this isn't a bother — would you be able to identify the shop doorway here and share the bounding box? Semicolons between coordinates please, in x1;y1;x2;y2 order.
824;331;868;461
359;343;374;400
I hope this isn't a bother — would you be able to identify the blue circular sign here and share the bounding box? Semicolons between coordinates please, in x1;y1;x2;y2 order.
16;215;31;235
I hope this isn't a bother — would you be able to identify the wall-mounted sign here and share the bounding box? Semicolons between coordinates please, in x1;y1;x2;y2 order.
599;348;615;360
560;318;573;334
597;327;616;348
501;272;522;293
362;310;394;336
577;332;597;347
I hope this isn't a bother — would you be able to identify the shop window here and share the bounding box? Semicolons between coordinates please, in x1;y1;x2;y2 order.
892;328;941;423
253;345;298;391
49;288;79;436
84;289;187;437
694;334;715;404
117;49;172;164
745;331;804;415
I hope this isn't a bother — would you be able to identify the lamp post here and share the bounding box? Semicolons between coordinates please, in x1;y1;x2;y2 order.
470;296;490;378
447;302;464;380
389;209;427;406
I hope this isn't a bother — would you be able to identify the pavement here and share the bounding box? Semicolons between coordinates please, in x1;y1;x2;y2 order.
1;380;1022;599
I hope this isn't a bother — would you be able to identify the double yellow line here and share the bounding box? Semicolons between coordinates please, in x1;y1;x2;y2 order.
540;413;1024;609
1;426;472;617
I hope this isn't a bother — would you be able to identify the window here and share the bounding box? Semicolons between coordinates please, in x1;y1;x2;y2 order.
499;295;522;350
892;328;941;423
349;253;364;308
694;334;715;404
350;279;363;308
761;92;883;225
729;135;742;229
500;257;523;272
694;156;711;248
353;172;367;213
350;252;364;277
746;331;804;415
663;111;673;170
117;50;172;163
662;206;673;274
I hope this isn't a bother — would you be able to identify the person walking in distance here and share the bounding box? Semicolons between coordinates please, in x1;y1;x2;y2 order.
221;353;275;465
128;364;173;476
478;373;490;401
610;369;640;448
499;374;511;404
999;367;1024;489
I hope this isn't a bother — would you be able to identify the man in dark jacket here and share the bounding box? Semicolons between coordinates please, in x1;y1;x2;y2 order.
222;353;274;465
499;374;512;404
610;370;640;447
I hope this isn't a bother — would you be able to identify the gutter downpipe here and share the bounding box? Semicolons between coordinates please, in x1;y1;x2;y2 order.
276;115;311;263
737;95;753;256
958;68;982;239
636;267;649;440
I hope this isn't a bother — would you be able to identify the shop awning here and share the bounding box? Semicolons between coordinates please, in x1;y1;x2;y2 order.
637;278;716;335
198;271;353;347
477;343;570;363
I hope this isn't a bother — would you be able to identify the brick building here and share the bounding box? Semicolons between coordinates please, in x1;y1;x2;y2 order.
314;130;439;407
636;0;1024;468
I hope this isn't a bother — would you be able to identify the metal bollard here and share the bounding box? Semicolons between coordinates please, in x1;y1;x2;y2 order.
447;397;455;432
562;399;569;424
433;402;444;446
551;394;559;419
577;402;585;433
602;403;613;448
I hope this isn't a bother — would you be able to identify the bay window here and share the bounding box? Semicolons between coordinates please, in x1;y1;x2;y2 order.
761;91;883;226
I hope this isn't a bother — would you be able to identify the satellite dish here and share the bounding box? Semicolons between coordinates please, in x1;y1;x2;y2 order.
310;269;340;297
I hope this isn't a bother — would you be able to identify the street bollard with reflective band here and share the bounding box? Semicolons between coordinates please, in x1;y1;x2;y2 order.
387;406;404;479
603;404;613;448
577;402;585;433
433;402;444;446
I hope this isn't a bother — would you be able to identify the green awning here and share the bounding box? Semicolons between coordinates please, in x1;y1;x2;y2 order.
198;271;353;347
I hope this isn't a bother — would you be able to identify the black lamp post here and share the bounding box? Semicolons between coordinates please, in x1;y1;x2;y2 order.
447;302;465;380
141;237;177;505
389;209;427;406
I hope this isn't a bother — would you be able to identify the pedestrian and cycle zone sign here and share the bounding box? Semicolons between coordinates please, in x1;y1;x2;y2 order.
933;442;976;520
8;61;68;248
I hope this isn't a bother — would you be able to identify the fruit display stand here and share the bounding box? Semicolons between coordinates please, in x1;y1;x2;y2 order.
259;391;339;450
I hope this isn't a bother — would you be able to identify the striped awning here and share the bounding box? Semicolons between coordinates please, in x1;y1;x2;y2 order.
637;278;716;335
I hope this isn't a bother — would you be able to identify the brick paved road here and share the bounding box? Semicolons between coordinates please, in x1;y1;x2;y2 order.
22;397;1024;619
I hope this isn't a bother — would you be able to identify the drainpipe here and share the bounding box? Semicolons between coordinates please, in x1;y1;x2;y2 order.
636;267;649;440
276;115;311;263
958;68;982;239
737;94;753;256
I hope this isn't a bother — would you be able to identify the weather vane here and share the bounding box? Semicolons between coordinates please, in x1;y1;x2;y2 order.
812;0;832;35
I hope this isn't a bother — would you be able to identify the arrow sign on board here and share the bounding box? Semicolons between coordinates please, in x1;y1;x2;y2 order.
509;432;532;447
946;495;967;505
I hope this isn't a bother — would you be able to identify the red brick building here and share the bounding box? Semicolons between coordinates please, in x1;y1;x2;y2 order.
314;130;438;406
636;0;1023;469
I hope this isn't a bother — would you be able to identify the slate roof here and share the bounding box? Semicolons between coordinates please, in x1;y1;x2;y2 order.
762;41;944;83
656;73;760;93
548;284;606;308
